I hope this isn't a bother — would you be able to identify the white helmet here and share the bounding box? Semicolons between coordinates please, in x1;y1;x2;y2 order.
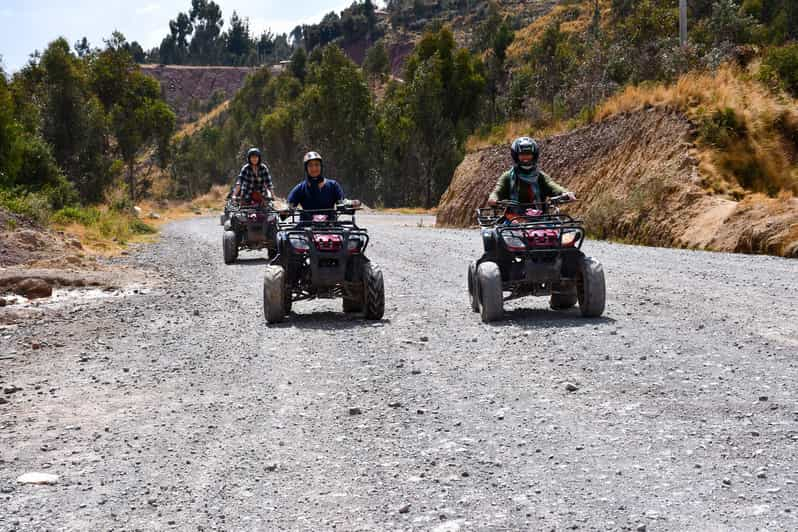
303;151;322;165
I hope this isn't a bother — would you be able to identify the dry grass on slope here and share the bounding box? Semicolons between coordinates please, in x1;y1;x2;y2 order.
595;66;798;199
506;0;610;65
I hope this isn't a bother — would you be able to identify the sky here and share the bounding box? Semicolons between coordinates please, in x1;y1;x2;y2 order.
0;0;367;73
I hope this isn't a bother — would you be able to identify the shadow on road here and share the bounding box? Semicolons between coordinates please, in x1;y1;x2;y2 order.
495;307;616;328
267;311;391;330
232;257;270;266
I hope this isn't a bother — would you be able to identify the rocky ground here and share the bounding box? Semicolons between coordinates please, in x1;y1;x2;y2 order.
1;213;797;531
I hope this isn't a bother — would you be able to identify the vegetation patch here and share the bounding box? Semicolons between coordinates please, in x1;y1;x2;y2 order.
595;66;798;198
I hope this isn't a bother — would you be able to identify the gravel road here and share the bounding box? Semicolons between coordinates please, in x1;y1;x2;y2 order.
1;213;797;531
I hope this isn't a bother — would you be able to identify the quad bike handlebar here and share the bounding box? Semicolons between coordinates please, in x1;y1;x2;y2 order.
477;195;578;227
493;194;576;209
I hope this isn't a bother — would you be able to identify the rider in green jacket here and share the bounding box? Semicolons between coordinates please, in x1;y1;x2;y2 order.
488;137;575;206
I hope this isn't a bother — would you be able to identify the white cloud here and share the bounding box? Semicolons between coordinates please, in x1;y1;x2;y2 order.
135;3;160;15
0;8;13;17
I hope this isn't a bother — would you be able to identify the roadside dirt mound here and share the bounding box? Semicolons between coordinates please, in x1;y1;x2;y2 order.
140;65;253;123
0;209;94;268
437;109;798;257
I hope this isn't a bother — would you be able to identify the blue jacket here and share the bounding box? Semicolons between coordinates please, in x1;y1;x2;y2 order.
287;178;345;220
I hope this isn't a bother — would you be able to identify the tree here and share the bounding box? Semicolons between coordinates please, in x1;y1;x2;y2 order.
530;22;578;108
126;41;146;63
291;48;307;82
257;31;275;64
709;0;756;44
74;37;92;58
189;0;224;64
379;26;485;207
364;41;390;81
37;39;110;202
475;3;514;125
297;46;378;202
91;34;175;201
0;74;23;188
111;73;175;201
160;12;193;64
226;11;251;64
318;12;342;46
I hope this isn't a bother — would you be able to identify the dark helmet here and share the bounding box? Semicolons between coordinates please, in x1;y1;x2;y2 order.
246;147;262;163
510;137;539;169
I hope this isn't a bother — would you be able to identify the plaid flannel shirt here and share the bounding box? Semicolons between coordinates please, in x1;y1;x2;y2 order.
235;163;272;203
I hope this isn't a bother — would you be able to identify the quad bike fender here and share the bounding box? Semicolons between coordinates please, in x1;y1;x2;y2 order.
481;229;497;254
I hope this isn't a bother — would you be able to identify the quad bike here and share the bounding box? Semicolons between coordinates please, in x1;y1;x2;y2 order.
262;201;385;324
468;195;606;323
220;193;279;264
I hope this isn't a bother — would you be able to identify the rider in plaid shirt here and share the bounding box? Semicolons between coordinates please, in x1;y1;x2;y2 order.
232;147;273;203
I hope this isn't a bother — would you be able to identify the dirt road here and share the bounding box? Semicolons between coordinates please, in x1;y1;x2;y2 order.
2;214;797;531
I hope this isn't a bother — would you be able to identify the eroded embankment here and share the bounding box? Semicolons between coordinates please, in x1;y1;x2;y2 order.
437;109;798;257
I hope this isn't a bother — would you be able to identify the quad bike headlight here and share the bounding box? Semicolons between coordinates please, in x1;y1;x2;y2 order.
288;235;310;253
501;231;527;252
561;229;583;248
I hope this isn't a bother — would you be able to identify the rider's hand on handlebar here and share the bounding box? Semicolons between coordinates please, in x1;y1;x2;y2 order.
564;191;577;201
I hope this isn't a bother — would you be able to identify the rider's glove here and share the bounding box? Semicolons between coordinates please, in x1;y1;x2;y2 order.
564;192;577;201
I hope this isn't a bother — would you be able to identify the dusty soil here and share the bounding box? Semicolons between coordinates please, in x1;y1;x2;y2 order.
0;208;101;272
1;214;797;530
437;109;798;258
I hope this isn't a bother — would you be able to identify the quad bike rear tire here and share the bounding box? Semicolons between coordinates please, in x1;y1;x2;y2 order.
263;265;288;324
343;297;363;313
477;261;503;323
577;256;606;317
468;261;479;313
223;230;238;264
363;263;385;320
550;285;578;310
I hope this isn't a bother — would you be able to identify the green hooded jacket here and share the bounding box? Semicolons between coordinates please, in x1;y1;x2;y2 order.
488;167;568;204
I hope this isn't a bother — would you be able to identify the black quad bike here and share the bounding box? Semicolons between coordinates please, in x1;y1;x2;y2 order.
468;196;606;323
221;198;280;264
262;202;385;324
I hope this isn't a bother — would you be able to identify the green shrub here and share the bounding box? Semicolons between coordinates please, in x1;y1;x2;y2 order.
759;44;798;97
698;107;746;147
0;189;52;225
130;219;157;234
51;206;102;226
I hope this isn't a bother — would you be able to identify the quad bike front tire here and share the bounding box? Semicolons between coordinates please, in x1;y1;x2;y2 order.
468;261;479;313
263;265;288;324
477;261;503;323
577;256;606;317
363;263;385;320
223;230;238;264
550;285;578;310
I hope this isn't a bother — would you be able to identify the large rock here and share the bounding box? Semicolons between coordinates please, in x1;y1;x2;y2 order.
14;278;53;299
16;472;59;485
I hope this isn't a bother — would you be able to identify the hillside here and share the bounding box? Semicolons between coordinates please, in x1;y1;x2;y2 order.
437;108;798;257
140;65;255;123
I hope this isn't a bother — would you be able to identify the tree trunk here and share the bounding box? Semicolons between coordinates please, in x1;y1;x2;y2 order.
127;163;136;203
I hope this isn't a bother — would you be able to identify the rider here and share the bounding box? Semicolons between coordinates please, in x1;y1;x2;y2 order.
286;151;345;220
231;147;273;204
488;137;575;208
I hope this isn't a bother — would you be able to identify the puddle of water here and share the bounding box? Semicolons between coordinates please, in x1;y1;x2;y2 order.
1;285;152;310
